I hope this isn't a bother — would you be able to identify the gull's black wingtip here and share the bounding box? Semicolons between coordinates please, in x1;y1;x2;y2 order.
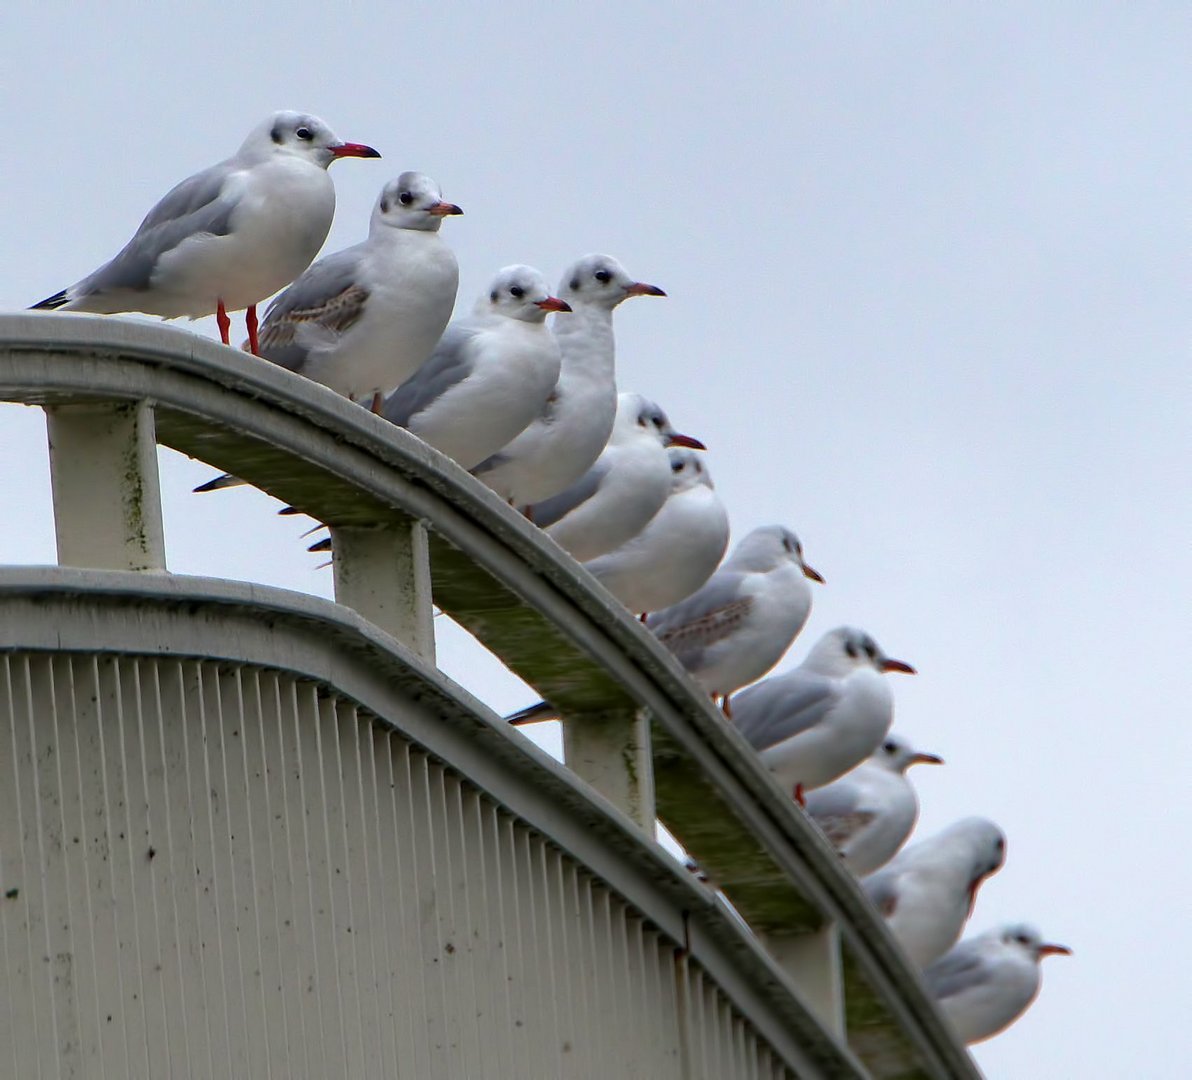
30;290;68;311
308;537;332;554
193;473;242;493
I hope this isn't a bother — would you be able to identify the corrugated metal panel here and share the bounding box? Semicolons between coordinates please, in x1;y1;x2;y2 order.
1;653;799;1078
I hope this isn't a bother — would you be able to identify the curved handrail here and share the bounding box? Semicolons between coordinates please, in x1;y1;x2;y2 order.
0;313;978;1079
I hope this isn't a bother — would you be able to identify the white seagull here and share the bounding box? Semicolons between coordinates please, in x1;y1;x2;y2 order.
381;266;570;470
803;734;943;875
526;393;704;562
646;525;824;714
731;627;916;802
252;172;461;409
924;923;1071;1045
862;817;1007;968
32;111;380;353
472;254;665;507
583;446;730;616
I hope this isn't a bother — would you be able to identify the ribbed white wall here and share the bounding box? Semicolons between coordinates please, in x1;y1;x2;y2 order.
0;653;795;1079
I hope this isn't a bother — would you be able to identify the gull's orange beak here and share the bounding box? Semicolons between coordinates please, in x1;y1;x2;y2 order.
665;432;706;450
1038;943;1072;958
329;142;382;159
881;658;916;674
802;562;825;584
535;296;572;312
427;201;463;216
625;282;667;297
909;752;944;766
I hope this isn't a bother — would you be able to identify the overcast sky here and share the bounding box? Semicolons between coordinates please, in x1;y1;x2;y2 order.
4;3;1189;1075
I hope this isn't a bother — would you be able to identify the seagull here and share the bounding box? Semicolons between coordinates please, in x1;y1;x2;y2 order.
472;254;665;507
525;393;704;562
251;172;461;410
924;923;1071;1045
646;525;823;714
803;734;943;875
583;446;729;616
862;817;1007;968
730;627;916;803
381;266;570;470
31;111;380;353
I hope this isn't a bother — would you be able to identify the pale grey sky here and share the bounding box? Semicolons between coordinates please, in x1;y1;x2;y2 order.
4;2;1189;1075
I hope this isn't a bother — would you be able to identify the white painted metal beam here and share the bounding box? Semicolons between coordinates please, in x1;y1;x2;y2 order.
44;401;166;572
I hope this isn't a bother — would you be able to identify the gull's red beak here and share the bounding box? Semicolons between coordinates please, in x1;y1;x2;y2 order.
329;142;382;159
881;658;917;675
427;201;464;216
909;752;944;766
535;296;572;313
802;562;825;584
625;282;667;297
665;433;706;450
1038;943;1072;958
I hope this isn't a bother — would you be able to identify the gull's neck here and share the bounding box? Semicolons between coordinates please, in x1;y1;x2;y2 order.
552;303;616;387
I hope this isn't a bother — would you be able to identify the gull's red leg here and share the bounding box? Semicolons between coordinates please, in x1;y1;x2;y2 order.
793;783;806;807
720;694;733;719
246;304;260;356
370;391;383;414
216;299;231;346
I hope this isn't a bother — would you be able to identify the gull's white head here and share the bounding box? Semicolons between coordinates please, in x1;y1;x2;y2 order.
372;172;462;233
803;627;915;679
614;393;705;450
872;733;943;773
240;111;381;168
944;817;1007;913
996;923;1072;962
480;265;571;323
727;525;824;582
667;447;715;493
558;254;666;310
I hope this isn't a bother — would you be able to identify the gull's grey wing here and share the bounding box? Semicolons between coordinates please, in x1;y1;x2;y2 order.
382;321;480;428
804;782;876;848
646;571;752;672
526;459;610;530
256;247;370;372
923;942;993;1001
75;159;241;296
730;670;841;752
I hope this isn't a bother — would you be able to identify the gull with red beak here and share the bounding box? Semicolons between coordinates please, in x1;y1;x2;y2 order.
525;392;705;561
473;254;667;508
803;733;943;875
381;265;569;470
731;627;917;804
862;816;1007;968
647;525;823;714
32;110;380;353
924;923;1071;1045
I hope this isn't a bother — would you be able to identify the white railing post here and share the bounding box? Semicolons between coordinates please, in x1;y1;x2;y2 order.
330;521;436;663
44;401;166;572
765;923;845;1038
561;710;656;833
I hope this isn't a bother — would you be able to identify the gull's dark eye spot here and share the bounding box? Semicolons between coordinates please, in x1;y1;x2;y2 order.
570;277;580;291
863;641;877;659
398;191;414;206
379;198;390;213
490;291;498;303
882;741;896;753
594;269;612;283
845;641;858;658
671;460;684;473
296;126;313;141
995;837;1006;852
270;123;284;145
510;286;525;299
1015;934;1030;945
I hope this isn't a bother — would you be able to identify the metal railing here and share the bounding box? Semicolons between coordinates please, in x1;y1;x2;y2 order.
0;314;978;1078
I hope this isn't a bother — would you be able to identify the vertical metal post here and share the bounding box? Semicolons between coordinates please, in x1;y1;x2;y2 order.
764;923;844;1037
331;521;435;663
561;710;655;834
44;401;167;572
